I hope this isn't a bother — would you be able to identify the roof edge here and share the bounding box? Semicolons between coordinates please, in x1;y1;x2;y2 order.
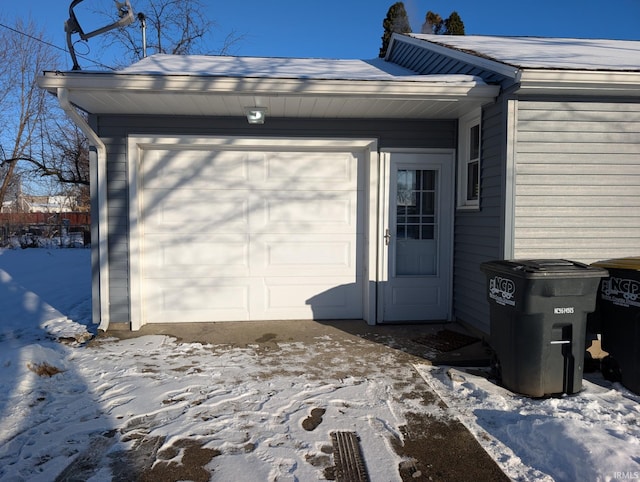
38;70;500;100
394;34;521;79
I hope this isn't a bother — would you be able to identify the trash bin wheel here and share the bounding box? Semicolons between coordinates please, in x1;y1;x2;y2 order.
601;355;622;383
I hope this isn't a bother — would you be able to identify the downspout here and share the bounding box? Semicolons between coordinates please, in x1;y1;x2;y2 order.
57;88;110;331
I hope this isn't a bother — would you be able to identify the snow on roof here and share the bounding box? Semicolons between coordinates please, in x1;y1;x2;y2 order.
118;54;484;83
409;34;640;71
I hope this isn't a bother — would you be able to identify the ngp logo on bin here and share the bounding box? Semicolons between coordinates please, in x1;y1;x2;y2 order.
488;276;577;314
488;276;516;306
601;276;640;306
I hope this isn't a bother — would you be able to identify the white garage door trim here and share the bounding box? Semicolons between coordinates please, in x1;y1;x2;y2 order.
128;136;378;330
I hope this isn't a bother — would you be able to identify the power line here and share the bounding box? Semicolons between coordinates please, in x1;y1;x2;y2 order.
0;22;116;71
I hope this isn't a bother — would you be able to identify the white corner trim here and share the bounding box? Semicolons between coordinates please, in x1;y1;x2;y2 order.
127;137;143;331
365;140;380;325
503;99;518;259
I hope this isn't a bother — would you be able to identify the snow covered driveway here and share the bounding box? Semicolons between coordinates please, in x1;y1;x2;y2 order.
0;248;639;481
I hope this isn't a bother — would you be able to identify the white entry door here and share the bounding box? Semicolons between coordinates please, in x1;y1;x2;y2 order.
379;151;453;322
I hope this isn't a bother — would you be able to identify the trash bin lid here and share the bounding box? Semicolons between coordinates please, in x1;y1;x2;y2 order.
481;259;609;279
592;256;640;271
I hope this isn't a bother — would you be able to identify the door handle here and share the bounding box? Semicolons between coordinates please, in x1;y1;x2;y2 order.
384;229;392;246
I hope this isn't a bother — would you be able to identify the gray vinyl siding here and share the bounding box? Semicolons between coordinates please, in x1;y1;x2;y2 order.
97;115;456;324
101;132;130;322
453;101;507;335
513;100;640;263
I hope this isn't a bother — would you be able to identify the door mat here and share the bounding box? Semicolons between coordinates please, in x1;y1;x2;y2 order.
331;431;369;482
413;329;480;353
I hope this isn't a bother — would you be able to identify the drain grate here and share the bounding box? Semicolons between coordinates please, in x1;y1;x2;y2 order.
413;329;479;352
331;431;369;482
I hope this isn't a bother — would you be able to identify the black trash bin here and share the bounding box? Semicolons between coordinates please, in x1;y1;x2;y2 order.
591;257;640;394
480;259;608;397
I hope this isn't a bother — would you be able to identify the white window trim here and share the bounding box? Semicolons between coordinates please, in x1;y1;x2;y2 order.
457;110;481;210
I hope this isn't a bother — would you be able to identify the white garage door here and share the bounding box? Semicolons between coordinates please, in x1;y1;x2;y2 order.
138;144;364;323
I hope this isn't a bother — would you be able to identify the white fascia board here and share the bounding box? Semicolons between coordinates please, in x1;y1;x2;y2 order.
38;71;499;102
394;34;520;79
517;69;640;96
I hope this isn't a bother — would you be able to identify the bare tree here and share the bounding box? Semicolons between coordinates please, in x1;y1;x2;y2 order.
1;1;245;213
98;0;244;65
0;18;91;213
0;19;60;210
27;119;90;187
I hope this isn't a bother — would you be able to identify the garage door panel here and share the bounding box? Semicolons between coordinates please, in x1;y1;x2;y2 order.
252;236;356;276
261;152;360;190
144;279;250;323
142;149;253;190
143;150;360;191
264;277;363;319
144;189;249;233
143;234;249;278
252;192;358;233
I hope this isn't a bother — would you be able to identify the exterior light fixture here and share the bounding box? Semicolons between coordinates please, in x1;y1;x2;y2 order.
245;107;267;124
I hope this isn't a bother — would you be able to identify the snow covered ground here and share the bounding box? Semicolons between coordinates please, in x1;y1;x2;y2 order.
1;248;639;481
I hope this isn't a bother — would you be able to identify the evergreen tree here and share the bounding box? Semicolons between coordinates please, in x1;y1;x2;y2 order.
421;10;466;36
444;11;465;35
379;2;412;58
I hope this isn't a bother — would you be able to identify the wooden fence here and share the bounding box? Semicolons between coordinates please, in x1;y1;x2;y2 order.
0;212;91;248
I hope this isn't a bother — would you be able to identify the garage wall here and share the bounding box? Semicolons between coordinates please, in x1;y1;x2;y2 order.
513;100;640;263
96;116;456;323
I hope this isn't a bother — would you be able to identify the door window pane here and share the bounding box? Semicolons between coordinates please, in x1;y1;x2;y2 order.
396;169;437;241
395;168;438;276
421;225;435;239
421;192;435;216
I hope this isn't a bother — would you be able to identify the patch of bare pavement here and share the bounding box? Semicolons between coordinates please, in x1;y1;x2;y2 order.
69;320;508;481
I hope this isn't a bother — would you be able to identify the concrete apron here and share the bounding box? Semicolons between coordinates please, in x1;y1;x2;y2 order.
100;319;507;481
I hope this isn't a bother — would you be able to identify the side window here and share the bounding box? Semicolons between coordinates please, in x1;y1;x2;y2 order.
457;112;481;209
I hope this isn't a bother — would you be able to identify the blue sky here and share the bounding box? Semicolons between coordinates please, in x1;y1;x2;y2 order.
5;0;640;68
